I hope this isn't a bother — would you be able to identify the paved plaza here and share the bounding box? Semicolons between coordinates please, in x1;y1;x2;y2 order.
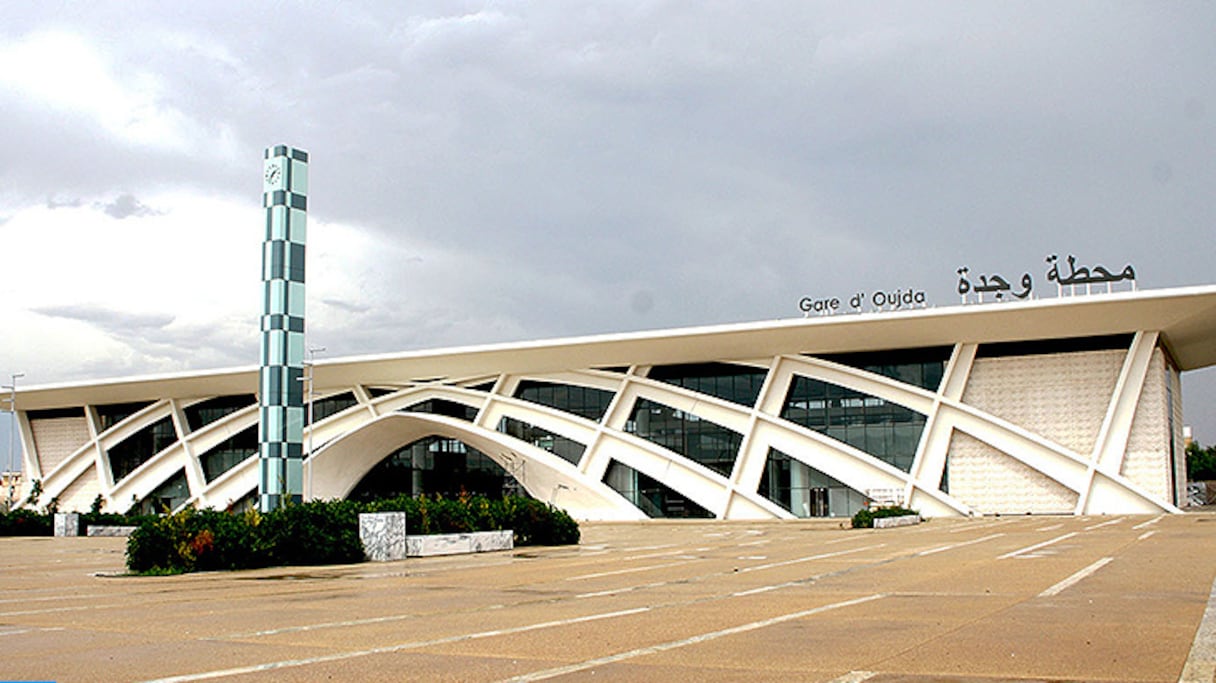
2;514;1215;682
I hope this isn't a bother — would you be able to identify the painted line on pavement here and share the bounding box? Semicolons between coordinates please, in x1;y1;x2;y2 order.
997;532;1078;560
1036;523;1064;532
218;603;501;640
496;594;885;682
1038;557;1113;597
736;544;884;573
566;560;695;581
1084;518;1123;531
1132;515;1163;530
1138;530;1157;542
915;533;1004;557
827;672;878;683
0;603;123;617
142;606;652;683
1178;573;1216;683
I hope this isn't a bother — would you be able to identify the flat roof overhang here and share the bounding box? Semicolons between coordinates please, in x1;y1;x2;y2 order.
15;284;1216;412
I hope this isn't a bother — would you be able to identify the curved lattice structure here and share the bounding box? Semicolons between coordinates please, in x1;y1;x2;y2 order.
13;285;1216;519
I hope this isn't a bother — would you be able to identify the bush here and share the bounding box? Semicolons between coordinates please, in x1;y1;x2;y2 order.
1188;441;1216;481
0;509;52;536
125;495;579;574
851;505;920;529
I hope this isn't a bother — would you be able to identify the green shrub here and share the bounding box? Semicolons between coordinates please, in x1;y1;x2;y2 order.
124;494;579;574
258;500;363;567
502;497;580;546
851;505;920;529
0;509;52;537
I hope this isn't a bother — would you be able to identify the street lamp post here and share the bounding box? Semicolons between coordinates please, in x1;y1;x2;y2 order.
4;373;25;510
303;347;324;501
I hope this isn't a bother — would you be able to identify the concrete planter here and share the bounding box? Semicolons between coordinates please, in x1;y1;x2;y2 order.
359;512;514;561
86;525;138;537
406;530;513;557
873;514;922;529
54;512;80;537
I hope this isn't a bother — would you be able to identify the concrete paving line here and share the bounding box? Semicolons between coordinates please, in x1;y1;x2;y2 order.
736;544;884;574
565;559;699;582
996;532;1079;560
825;671;878;683
1037;557;1114;597
622;549;695;561
141;605;655;683
216;541;890;639
1132;514;1165;530
1083;517;1125;531
0;603;126;617
495;594;886;682
914;533;1005;557
1178;573;1216;683
0;592;109;605
0;626;65;637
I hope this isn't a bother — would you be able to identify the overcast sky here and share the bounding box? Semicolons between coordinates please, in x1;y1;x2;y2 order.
1;1;1214;461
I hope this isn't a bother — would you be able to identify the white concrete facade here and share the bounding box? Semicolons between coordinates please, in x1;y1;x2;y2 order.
12;286;1216;519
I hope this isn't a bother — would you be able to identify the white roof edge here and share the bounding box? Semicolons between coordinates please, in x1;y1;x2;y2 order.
18;283;1216;398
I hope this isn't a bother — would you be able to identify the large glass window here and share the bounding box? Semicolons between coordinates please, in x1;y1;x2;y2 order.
648;362;767;408
184;395;256;432
135;469;190;515
625;398;741;478
816;347;950;392
402;399;478;422
307;391;358;424
497;417;585;466
781;377;923;472
200;426;258;482
94;402;151;432
603;460;713;518
107;416;177;483
514;380;613;422
758;448;866;518
348;437;522;502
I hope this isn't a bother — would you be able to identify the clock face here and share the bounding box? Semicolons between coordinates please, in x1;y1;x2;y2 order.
264;163;282;188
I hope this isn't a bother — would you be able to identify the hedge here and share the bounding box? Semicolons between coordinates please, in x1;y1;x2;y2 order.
125;494;579;574
851;505;920;529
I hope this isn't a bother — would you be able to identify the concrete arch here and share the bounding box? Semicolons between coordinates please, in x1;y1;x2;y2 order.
307;412;642;521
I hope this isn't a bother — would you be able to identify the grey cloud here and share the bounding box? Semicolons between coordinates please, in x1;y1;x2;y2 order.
322;299;372;314
45;196;81;210
2;1;1215;438
100;194;161;220
33;305;175;333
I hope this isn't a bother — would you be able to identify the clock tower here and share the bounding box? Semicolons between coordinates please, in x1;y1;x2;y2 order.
258;145;308;512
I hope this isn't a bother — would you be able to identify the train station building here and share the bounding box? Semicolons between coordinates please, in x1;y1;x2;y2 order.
10;285;1216;520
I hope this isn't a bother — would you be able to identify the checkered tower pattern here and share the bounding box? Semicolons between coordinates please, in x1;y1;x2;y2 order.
259;145;308;512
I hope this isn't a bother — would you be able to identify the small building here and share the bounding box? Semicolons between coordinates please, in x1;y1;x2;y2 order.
11;285;1216;519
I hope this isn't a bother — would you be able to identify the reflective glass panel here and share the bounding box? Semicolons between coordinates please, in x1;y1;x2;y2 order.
603;460;713;518
625;398;741;478
497;416;585;466
348;437;523;502
514;380;614;422
781;377;923;472
647;362;767;407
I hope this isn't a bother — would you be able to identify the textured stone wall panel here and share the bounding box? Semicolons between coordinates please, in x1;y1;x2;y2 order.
947;430;1077;514
1122;351;1169;500
962;350;1123;456
30;417;90;476
57;467;102;513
